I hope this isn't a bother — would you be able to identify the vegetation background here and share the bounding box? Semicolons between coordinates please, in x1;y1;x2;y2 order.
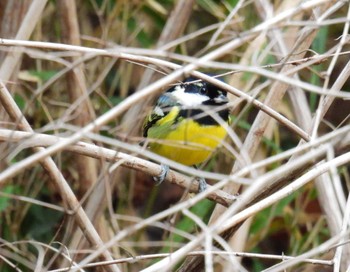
0;0;349;271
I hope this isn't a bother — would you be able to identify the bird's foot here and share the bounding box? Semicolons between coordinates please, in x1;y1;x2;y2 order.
153;164;169;185
196;177;208;193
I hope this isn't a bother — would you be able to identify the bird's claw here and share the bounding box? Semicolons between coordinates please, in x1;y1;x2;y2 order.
196;177;207;193
153;165;207;193
153;164;169;185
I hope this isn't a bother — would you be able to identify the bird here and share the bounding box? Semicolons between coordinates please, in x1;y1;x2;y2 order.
143;76;230;192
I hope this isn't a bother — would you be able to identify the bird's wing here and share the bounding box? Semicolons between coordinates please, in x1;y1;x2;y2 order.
143;93;180;137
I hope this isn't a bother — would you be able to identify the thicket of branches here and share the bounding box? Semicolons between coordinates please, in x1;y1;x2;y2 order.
0;0;349;271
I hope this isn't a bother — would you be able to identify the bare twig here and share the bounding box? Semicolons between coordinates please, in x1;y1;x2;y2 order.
73;125;350;270
123;0;196;135
0;128;237;207
58;0;97;195
0;82;119;272
48;249;333;272
146;145;350;271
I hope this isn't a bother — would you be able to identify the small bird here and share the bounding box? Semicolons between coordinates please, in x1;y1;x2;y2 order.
143;76;230;192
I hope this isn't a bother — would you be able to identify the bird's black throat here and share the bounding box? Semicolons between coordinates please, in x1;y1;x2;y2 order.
178;107;229;126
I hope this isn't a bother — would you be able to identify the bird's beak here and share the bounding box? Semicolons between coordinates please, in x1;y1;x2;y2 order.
214;93;229;104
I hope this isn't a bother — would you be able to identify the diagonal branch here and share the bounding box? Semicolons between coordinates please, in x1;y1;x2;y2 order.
0;82;120;272
0;128;237;207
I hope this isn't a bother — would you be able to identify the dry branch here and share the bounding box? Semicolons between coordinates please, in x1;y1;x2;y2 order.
0;128;237;207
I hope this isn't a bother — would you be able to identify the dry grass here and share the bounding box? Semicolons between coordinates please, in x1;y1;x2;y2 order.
0;0;350;271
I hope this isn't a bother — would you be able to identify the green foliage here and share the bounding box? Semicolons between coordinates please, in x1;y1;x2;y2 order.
14;93;26;111
160;199;215;253
225;0;239;9
127;17;154;48
231;115;283;153
0;186;18;212
21;204;63;243
250;192;296;236
310;26;328;111
0;0;346;271
28;70;58;83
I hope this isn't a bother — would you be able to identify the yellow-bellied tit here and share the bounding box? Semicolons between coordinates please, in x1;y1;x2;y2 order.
143;76;230;192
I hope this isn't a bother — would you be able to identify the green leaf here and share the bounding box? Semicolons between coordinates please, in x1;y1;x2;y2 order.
14;93;26;111
0;186;16;212
21;205;63;243
227;0;239;8
28;70;58;82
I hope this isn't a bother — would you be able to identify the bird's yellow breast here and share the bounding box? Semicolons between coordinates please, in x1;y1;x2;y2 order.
147;107;227;166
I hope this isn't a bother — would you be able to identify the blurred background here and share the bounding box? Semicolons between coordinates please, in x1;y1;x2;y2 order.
0;0;349;271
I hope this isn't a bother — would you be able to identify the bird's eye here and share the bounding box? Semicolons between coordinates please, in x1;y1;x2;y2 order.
199;87;207;95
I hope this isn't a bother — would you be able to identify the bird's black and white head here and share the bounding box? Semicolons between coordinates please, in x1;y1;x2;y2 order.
164;77;229;108
151;76;230;126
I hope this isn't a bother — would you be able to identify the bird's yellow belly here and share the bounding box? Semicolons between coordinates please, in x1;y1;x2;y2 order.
149;119;227;166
